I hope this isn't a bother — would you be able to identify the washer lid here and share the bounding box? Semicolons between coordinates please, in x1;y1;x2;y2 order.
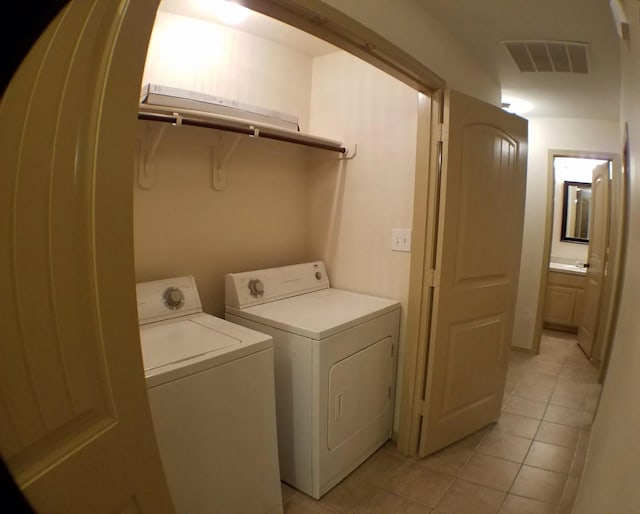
226;288;399;340
140;313;272;387
141;320;238;372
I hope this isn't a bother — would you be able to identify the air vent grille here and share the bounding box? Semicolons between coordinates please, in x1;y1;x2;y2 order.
503;41;589;73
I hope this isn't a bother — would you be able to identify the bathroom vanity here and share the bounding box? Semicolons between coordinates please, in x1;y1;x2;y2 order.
543;265;587;332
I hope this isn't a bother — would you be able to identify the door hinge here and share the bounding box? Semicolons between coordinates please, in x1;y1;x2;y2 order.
437;123;445;142
427;269;438;288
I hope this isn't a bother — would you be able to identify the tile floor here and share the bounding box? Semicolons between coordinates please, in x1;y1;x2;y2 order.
281;330;601;514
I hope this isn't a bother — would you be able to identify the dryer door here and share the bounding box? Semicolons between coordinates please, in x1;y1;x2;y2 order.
328;337;393;450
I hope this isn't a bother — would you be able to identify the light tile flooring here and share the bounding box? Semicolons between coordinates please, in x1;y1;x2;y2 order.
281;330;601;514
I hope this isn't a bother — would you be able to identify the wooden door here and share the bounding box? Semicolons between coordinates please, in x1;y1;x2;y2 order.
577;163;611;358
0;1;175;513
418;90;528;456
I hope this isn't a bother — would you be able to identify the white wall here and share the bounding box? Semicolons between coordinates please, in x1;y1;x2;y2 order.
512;118;619;350
142;11;314;131
315;0;500;106
573;1;640;511
307;52;418;430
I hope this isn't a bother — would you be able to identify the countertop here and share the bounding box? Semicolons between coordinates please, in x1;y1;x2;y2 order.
549;262;587;276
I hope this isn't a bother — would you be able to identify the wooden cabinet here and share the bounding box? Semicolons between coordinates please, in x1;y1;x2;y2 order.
543;271;587;331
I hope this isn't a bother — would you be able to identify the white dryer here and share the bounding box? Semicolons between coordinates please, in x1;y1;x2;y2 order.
137;276;283;514
225;262;400;499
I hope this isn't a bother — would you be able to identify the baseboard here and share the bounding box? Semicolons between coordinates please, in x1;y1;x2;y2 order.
543;322;579;334
510;345;536;355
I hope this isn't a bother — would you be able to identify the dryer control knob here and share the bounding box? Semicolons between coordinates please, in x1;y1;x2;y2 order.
163;287;184;309
248;279;264;298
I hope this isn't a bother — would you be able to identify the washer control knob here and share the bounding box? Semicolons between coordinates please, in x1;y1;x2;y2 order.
315;271;322;280
248;279;264;298
163;287;184;309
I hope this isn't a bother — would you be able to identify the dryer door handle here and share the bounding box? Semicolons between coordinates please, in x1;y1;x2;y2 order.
334;393;343;420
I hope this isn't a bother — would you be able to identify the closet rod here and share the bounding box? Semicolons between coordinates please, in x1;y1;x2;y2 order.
138;111;347;154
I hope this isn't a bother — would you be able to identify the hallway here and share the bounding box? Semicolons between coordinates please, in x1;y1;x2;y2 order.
282;330;602;513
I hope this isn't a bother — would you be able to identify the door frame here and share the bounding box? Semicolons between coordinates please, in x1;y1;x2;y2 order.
241;0;444;94
397;91;440;455
598;127;630;382
535;150;622;370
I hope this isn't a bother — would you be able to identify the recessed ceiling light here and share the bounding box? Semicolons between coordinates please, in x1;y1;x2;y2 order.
199;0;251;25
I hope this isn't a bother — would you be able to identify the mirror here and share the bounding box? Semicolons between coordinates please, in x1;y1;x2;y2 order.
561;181;591;243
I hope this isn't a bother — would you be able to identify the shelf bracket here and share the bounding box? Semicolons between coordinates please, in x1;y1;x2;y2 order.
212;133;242;191
340;143;358;160
138;121;169;189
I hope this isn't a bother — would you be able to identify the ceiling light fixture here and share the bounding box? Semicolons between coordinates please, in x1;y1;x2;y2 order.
609;0;630;40
501;96;533;116
200;0;251;25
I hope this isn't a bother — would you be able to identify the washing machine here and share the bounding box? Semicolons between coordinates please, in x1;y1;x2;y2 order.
224;262;400;499
136;276;283;514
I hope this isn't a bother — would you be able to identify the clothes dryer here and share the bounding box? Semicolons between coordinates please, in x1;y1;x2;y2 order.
137;276;282;514
225;262;400;499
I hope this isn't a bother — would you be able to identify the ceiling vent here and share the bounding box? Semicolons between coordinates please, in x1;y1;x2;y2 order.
502;41;590;73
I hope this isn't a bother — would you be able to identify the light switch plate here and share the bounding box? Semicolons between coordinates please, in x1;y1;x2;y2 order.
391;228;411;252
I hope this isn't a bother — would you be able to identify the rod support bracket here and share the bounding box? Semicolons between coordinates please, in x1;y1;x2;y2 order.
341;143;358;160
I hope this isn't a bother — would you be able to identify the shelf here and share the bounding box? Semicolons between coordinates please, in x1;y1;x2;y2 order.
136;104;356;190
138;104;350;154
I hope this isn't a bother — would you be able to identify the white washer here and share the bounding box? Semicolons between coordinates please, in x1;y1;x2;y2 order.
225;262;400;499
137;276;283;514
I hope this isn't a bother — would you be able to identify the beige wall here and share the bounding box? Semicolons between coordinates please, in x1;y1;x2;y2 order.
307;51;418;430
512;118;619;350
136;11;316;315
134;127;311;316
142;11;314;131
573;1;640;511
315;0;500;105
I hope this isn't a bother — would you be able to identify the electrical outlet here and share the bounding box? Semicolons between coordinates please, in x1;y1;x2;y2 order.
391;228;411;252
